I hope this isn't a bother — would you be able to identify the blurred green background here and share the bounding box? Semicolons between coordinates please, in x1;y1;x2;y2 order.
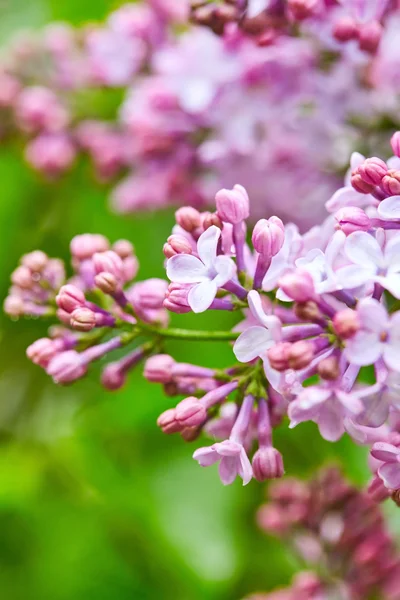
0;1;392;599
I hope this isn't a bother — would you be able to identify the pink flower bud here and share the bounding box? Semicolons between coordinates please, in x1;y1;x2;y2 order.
157;408;182;434
333;17;359;42
163;234;193;258
287;340;314;370
317;357;340;380
25;133;76;177
15;86;69;133
294;301;321;322
381;170;400;196
252;447;284;481
101;363;126;390
56;284;86;313
11;265;33;288
351;169;376;194
144;354;175;383
279;271;315;302
131;278;168;310
112;239;134;258
267;342;291;371
391;132;400;158
163;282;191;314
287;0;319;20
175;206;201;232
4;295;25;316
202;212;222;230
252;217;284;257
256;505;288;535
175;397;207;428
358;157;388;186
26;337;60;367
335;207;371;235
69;307;97;332
215;184;250;224
93;250;123;278
70;234;109;260
333;309;360;339
358;21;382;54
94;272;119;294
21;250;48;271
46;350;87;384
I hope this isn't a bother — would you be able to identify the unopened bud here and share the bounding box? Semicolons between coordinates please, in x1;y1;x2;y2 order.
351;169;376;194
69;307;96;332
157;408;181;434
358;20;382;54
333;308;360;339
56;284;85;313
11;265;33;288
175;206;201;232
70;233;109;260
279;270;315;302
333;17;359;42
252;216;285;257
101;363;126;390
335;207;371;235
391;132;400;158
94;272;118;294
202;211;222;230
112;239;134;258
287;340;314;370
267;342;291;371
163;234;193;258
381;170;400;196
93;250;123;277
358;157;388;186
21;250;48;271
317;356;340;380
294;301;321;322
175;397;207;428
287;0;319;20
144;354;175;383
215;184;250;224
252;447;284;481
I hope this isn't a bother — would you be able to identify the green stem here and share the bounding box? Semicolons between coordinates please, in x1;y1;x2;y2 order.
138;323;239;342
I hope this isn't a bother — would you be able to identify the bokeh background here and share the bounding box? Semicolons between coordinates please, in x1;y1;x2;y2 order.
0;1;396;599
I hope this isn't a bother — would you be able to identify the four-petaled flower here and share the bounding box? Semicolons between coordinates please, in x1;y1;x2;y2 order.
166;225;236;313
371;442;400;490
193;440;253;486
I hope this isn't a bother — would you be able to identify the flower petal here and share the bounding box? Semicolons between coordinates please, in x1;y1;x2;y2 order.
335;390;364;415
326;186;365;212
344;231;383;269
167;254;208;284
197;225;220;268
384;313;400;372
377;196;400;220
288;388;331;427
193;446;220;467
344;331;382;366
317;402;345;442
335;265;373;289
378;462;400;490
188;280;217;313
248;290;282;340
213;440;241;457
218;456;238;485
357;297;389;332
233;326;274;363
213;255;236;287
386;235;400;273
371;442;400;463
238;447;253;486
376;274;400;299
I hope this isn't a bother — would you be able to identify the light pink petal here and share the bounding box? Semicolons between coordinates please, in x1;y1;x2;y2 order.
233;326;274;363
213;440;242;457
344;231;383;269
344;331;382;366
238;447;253;486
377;196;400;220
335;391;364;415
386;236;400;273
247;0;270;18
193;446;220;467
288;388;331;427
197;225;220;268
344;419;389;444
188;280;217;313
350;152;366;172
262;358;283;392
213;255;236;287
326;186;365;212
218;456;238;485
248;291;282;340
356;389;390;427
357;298;389;332
335;265;373;289
376;274;400;299
384;314;400;372
167;254;208;284
325;230;346;267
317;402;345;442
371;442;400;463
378;462;400;490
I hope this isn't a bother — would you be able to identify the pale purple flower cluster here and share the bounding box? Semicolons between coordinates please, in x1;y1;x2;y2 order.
252;468;400;599
6;131;400;497
0;2;400;227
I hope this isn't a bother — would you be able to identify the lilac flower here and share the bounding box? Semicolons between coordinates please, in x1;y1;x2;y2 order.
371;442;400;489
337;231;400;297
166;225;236;313
344;298;400;371
294;230;345;295
377;195;400;220
288;384;364;441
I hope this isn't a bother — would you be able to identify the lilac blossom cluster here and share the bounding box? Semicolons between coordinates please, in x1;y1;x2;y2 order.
249;468;400;599
1;2;400;227
5;131;400;498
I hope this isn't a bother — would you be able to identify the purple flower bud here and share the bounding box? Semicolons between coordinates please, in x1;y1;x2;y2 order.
130;278;169;310
358;21;382;54
391;132;400;158
317;357;340;380
202;212;222;231
215;184;250;224
163;234;193;258
333;308;360;339
112;239;134;259
256;505;288;535
351;169;376;194
157;408;182;434
144;354;175;383
381;170;400;196
11;265;33;288
25;133;76;177
287;0;319;21
56;284;86;313
279;270;315;302
69;307;97;332
175;397;207;428
121;255;139;282
287;340;314;370
358;157;388;186
93;250;123;278
163;282;191;314
46;350;87;384
175;206;201;232
267;342;291;371
252;216;285;257
21;250;48;272
70;234;109;260
26;337;60;367
335;207;371;235
252;447;284;481
294;301;321;322
94;272;119;294
333;17;359;42
101;363;126;390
